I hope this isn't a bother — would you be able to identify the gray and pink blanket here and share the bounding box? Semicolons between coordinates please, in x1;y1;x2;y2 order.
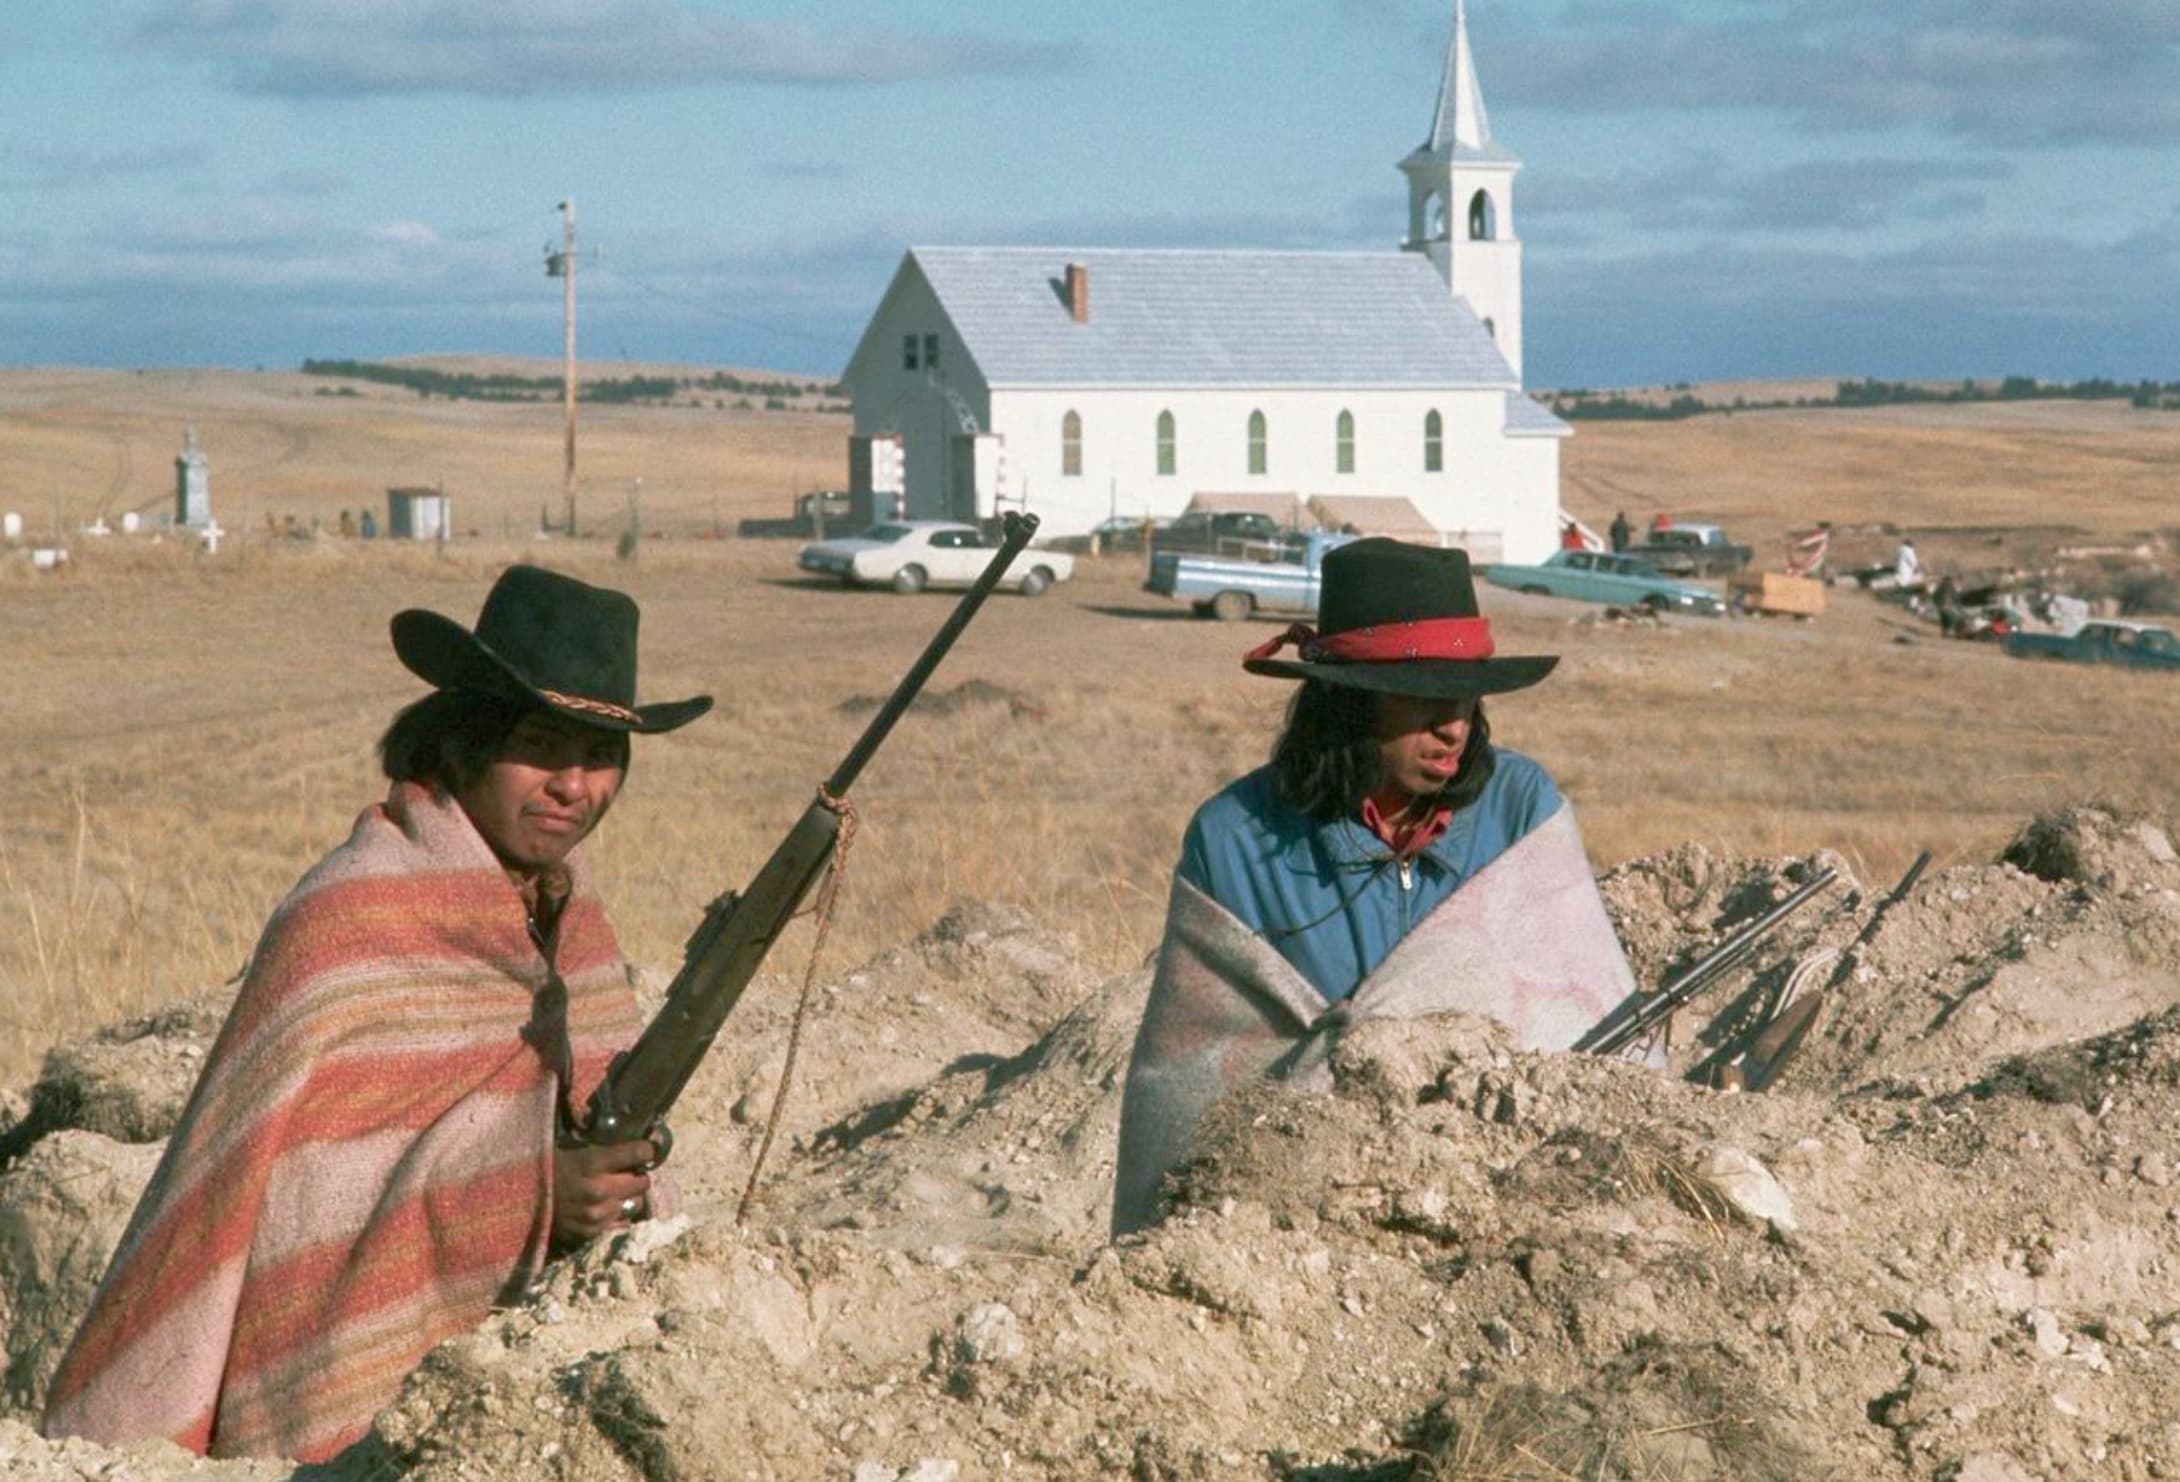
1114;803;1648;1233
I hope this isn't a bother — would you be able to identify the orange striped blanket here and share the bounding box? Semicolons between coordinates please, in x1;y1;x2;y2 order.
43;780;648;1461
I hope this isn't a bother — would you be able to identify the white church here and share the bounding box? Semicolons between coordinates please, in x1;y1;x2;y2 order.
841;2;1567;562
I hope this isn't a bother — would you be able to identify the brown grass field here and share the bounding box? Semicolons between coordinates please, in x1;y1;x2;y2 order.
2;367;2176;1083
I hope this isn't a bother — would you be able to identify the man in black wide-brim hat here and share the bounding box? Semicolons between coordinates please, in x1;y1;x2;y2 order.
47;566;710;1462
1113;539;1649;1234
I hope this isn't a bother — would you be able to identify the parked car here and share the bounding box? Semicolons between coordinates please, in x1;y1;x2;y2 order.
1084;514;1170;552
1145;531;1358;620
1621;523;1754;578
1148;509;1287;560
798;520;1074;596
1484;550;1727;616
2004;619;2180;671
737;490;856;539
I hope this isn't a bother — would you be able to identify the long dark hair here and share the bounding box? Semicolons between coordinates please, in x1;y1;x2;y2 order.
378;691;632;792
1270;680;1495;822
379;691;528;791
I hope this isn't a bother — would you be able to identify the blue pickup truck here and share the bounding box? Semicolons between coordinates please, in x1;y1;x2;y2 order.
1145;531;1357;620
2005;620;2180;672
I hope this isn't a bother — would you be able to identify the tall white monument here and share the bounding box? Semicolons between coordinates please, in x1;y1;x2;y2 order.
175;426;212;529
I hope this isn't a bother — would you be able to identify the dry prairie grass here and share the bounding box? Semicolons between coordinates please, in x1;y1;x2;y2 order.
2;371;2176;1083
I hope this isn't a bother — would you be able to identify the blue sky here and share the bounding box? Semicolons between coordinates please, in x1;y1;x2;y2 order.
3;0;2176;388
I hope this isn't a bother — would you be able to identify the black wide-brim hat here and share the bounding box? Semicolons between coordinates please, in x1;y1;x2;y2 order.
391;565;712;733
1242;538;1556;697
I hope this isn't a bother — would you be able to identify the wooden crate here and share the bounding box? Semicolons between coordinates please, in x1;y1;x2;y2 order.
1730;571;1827;616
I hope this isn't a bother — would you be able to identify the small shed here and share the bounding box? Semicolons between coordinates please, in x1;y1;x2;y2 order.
387;487;452;541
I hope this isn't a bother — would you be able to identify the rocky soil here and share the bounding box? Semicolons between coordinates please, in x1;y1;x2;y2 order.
6;809;2180;1479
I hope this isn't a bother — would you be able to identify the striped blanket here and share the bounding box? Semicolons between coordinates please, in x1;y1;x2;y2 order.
43;781;649;1461
1113;804;1650;1233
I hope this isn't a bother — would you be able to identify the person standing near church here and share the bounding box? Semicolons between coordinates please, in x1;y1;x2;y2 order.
1113;540;1644;1233
1610;510;1631;553
46;566;709;1462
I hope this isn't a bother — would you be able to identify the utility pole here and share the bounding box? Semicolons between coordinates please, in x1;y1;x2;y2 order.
547;200;579;535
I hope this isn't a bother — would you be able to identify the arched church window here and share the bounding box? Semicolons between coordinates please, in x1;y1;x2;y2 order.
1156;410;1177;477
1424;410;1444;473
1428;192;1448;241
1335;410;1356;475
1468;189;1496;241
1062;410;1082;477
1247;410;1268;476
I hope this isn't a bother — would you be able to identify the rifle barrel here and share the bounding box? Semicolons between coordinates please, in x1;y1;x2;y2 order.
576;510;1044;1147
825;511;1039;798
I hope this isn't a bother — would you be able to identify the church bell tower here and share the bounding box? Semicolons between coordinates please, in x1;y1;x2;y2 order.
1399;0;1524;377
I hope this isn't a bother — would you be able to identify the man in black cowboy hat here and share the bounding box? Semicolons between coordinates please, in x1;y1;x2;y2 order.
47;566;710;1461
384;563;712;1247
1112;540;1645;1233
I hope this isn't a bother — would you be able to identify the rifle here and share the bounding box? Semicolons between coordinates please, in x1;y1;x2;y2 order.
1576;866;1837;1060
570;511;1041;1156
1737;849;1930;1091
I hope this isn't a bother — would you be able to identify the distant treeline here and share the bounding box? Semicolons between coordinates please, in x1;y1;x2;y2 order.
1548;375;2180;420
300;359;847;405
687;370;847;399
1547;392;1709;421
1832;376;2180;411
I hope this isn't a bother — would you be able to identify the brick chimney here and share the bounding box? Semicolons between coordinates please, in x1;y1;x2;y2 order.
1064;261;1089;324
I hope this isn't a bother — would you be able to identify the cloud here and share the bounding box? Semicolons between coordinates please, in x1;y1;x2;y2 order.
1489;1;2180;146
1526;209;2180;385
135;0;1080;99
0;140;209;194
1525;154;2011;233
372;218;442;247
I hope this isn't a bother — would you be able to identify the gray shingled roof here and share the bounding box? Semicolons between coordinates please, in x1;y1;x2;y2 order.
1503;391;1571;437
904;247;1517;389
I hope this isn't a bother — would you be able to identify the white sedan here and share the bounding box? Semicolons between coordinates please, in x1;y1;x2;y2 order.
798;520;1075;596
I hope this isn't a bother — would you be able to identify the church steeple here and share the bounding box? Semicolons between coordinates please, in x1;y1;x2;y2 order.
1399;0;1526;376
1426;0;1494;158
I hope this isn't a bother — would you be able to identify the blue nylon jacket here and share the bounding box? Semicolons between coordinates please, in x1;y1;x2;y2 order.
1174;747;1563;1002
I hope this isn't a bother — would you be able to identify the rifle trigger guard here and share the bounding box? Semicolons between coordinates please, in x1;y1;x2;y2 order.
645;1121;674;1168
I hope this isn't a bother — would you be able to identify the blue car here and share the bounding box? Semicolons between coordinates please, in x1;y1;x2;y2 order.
1484;550;1726;616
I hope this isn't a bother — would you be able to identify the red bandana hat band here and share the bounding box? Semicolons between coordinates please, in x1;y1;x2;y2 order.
1244;616;1497;666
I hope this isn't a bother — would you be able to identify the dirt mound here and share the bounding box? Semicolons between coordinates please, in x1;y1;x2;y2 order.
1599;808;2180;1100
659;901;1104;1220
0;1132;165;1418
5;807;2180;1478
837;678;1044;721
0;994;229;1163
787;963;1149;1255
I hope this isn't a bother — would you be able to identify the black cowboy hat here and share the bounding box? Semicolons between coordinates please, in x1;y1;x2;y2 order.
1242;538;1556;697
391;565;712;733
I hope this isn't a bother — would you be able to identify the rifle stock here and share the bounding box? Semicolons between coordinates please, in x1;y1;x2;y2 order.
573;510;1041;1151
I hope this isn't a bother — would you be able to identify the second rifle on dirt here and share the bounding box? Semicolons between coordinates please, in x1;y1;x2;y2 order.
1575;866;1839;1061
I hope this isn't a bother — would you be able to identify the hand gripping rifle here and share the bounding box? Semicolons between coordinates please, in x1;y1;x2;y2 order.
1575;866;1838;1060
569;511;1041;1158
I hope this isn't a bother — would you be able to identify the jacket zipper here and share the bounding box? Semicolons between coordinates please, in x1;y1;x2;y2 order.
1398;859;1413;892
